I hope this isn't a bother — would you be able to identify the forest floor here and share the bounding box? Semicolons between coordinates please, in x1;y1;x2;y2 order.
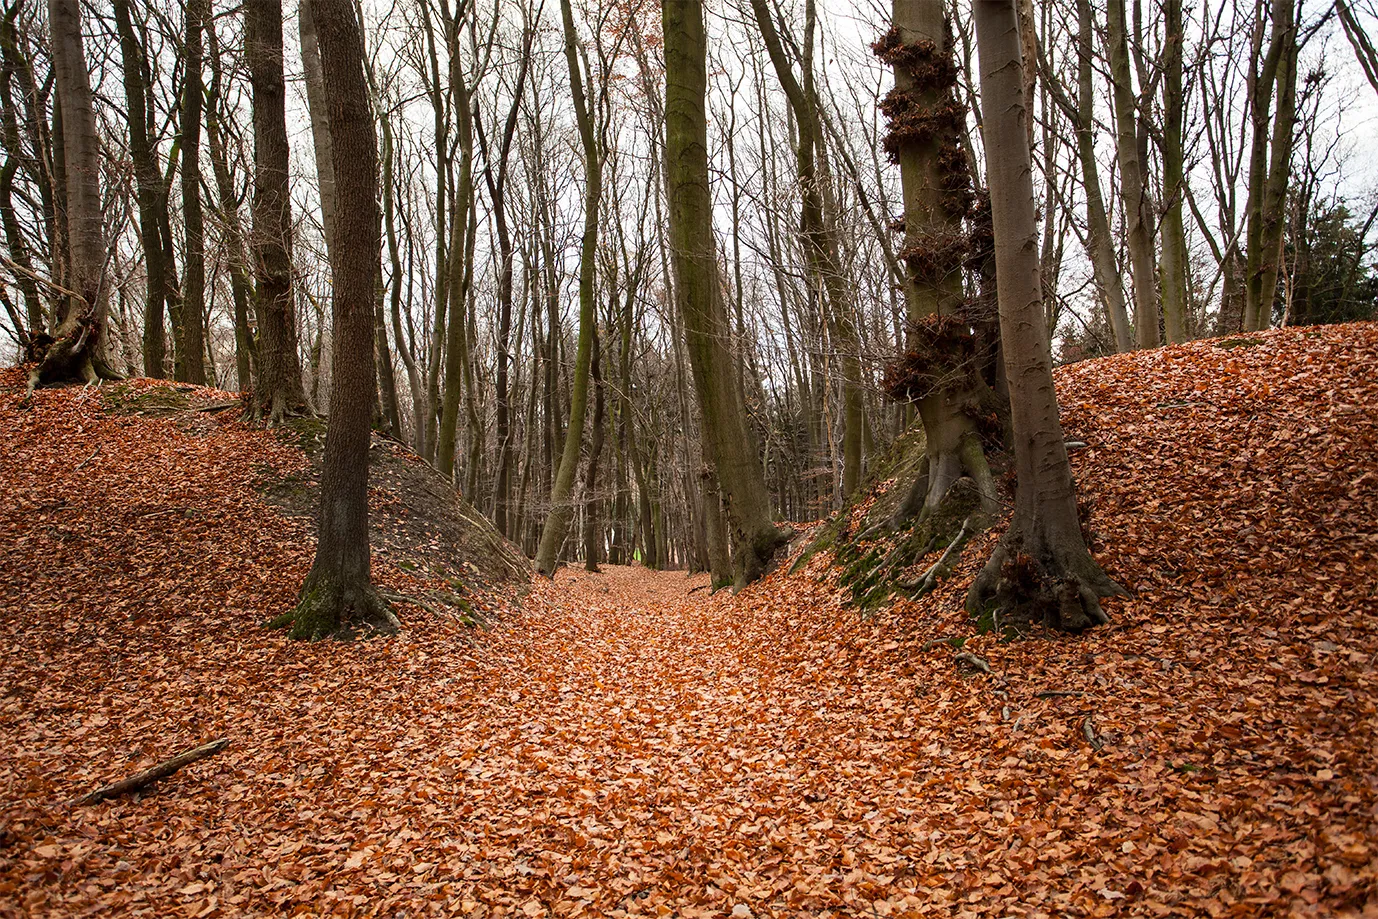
2;323;1378;918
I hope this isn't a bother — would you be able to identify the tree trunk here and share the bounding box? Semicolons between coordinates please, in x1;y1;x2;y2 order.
663;0;790;588
1073;0;1133;352
36;0;111;386
298;0;337;262
581;328;606;572
750;0;864;501
966;0;1125;632
435;23;474;482
111;0;169;379
206;21;257;393
178;0;208;385
1244;0;1300;332
535;0;600;577
1106;0;1159;349
271;0;394;640
246;0;308;421
1159;0;1189;343
878;1;999;541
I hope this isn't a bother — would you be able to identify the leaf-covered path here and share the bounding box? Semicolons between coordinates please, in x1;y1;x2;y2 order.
4;325;1378;918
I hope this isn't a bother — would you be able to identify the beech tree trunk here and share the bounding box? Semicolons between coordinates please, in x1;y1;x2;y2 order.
880;1;998;537
534;0;599;577
1106;0;1159;349
967;0;1124;632
178;0;208;385
1244;0;1300;332
1159;0;1189;343
1073;0;1133;352
663;0;790;588
272;0;394;640
35;0;111;386
111;0;169;379
751;0;865;501
247;0;308;421
206;18;257;392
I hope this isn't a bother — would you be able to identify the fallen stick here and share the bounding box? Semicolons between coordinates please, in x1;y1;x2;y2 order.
72;738;230;806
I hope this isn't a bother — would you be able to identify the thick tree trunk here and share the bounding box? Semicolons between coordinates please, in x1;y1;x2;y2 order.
663;0;790;588
36;0;110;386
877;1;998;539
178;0;208;385
271;0;394;640
246;0;308;421
535;0;600;577
967;0;1124;632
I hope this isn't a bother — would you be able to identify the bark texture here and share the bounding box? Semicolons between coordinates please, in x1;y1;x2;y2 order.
878;1;999;540
178;0;208;384
663;0;790;588
36;0;111;386
966;0;1124;632
247;0;308;421
534;0;599;577
272;0;394;641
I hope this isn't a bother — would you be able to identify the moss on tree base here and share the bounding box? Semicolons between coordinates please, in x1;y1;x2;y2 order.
267;571;400;641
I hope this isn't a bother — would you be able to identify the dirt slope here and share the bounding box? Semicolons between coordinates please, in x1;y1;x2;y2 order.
1;323;1376;918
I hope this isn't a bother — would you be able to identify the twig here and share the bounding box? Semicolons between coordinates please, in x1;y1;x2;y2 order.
71;738;230;806
920;637;958;652
1082;715;1105;751
954;651;992;675
74;446;100;471
1035;690;1086;699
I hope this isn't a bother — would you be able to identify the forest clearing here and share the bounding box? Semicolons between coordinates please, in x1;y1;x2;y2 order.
2;324;1376;917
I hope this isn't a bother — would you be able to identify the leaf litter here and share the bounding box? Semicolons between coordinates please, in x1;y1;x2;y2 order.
0;322;1376;918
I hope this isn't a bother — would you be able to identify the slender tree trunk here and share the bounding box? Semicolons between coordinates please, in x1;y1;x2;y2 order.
0;9;43;345
436;18;475;481
1159;0;1189;343
204;19;256;392
750;0;864;500
272;0;394;640
1244;0;1300;332
1106;0;1159;348
1073;0;1133;351
111;0;168;378
663;0;790;588
247;0;308;421
298;0;337;261
178;0;208;384
582;328;606;572
535;0;600;577
966;0;1124;631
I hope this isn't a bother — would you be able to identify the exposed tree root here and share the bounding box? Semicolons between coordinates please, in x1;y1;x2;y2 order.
733;523;794;591
267;571;399;641
965;530;1126;632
